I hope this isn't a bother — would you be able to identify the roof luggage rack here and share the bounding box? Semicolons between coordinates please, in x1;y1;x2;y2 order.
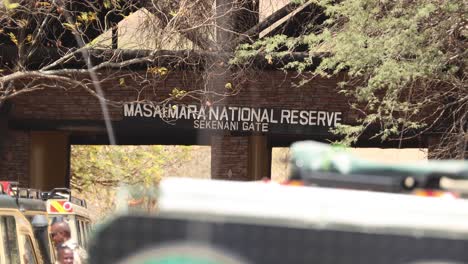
0;181;47;212
16;188;44;199
0;181;43;199
42;188;87;208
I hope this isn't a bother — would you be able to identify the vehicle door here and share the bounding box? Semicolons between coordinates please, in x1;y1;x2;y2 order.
0;212;21;263
26;213;55;264
17;215;43;264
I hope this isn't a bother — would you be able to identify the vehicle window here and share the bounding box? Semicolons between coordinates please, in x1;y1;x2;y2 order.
86;222;91;239
0;216;20;264
80;220;87;248
22;235;38;264
75;219;82;246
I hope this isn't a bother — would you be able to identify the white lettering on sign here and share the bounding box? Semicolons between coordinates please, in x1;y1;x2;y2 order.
123;103;343;133
334;112;342;127
124;104;135;116
280;110;290;124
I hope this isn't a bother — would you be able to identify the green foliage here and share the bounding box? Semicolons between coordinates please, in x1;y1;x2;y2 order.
118;78;125;87
102;0;123;9
7;32;18;45
234;0;467;147
70;145;192;191
230;34;292;65
3;0;19;9
103;0;111;9
170;87;187;99
62;22;77;32
77;12;97;23
147;66;169;76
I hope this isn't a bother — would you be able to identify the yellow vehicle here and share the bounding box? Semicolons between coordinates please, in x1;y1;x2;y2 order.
43;188;92;249
0;184;45;264
16;188;56;264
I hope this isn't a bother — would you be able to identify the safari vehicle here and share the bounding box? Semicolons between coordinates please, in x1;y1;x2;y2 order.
42;188;92;249
88;141;468;264
0;183;45;264
89;178;468;264
1;181;56;264
287;141;468;197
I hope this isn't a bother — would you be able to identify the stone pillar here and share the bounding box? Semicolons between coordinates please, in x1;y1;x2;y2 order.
30;131;70;190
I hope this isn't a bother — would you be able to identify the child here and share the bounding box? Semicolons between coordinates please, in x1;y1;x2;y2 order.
57;246;74;264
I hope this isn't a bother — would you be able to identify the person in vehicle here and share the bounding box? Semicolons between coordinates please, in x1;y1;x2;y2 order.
57;246;74;264
50;221;88;264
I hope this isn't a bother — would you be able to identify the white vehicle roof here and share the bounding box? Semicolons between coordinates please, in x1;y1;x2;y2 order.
157;178;468;239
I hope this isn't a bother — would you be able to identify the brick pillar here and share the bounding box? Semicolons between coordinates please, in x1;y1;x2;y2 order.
0;130;31;186
210;1;268;180
211;135;249;180
211;134;271;180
